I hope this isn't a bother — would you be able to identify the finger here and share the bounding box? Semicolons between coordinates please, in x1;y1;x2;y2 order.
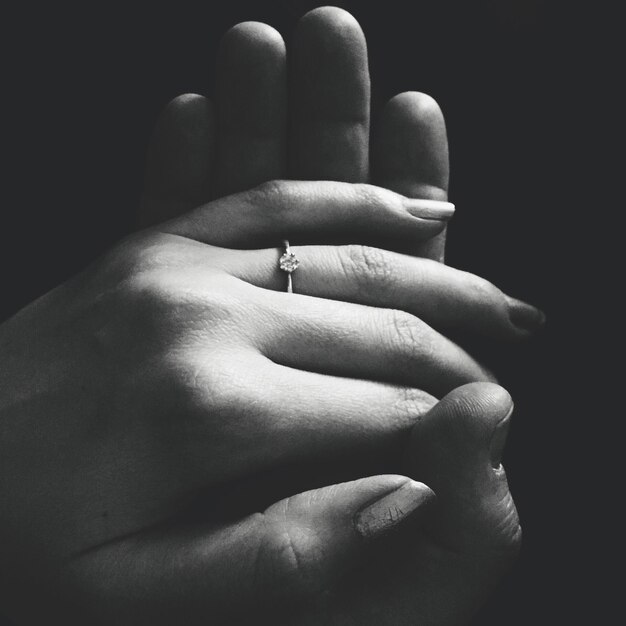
139;94;215;227
70;476;434;623
374;92;450;260
298;384;520;625
252;293;494;398
175;345;437;482
408;382;521;557
216;22;287;196
211;244;546;339
162;180;453;248
290;7;370;181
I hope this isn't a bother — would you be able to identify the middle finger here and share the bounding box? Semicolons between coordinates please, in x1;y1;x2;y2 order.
216;22;287;196
290;7;370;182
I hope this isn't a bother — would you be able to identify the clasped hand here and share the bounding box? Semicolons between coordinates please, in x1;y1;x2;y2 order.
2;177;530;624
0;7;542;625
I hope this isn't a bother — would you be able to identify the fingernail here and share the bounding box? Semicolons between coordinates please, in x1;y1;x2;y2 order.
354;480;435;540
405;199;455;220
490;406;514;468
506;296;546;333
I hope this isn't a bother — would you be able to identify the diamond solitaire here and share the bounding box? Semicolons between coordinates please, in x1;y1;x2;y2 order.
279;240;299;293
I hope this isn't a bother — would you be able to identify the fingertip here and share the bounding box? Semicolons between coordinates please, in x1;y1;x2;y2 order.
404;479;437;506
505;295;547;334
375;90;449;202
416;382;514;450
299;6;365;39
165;92;209;110
444;382;514;422
221;21;286;57
384;91;445;127
158;93;214;133
294;6;368;71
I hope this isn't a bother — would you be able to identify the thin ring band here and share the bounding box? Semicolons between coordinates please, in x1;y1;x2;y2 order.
278;239;300;293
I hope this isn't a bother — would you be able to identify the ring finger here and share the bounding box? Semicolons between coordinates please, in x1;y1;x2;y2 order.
209;244;543;341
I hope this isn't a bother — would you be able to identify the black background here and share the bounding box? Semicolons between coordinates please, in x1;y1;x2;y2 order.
1;1;610;624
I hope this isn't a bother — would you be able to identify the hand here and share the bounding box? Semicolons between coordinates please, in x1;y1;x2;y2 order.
68;385;520;626
0;176;531;623
139;7;450;261
125;6;534;624
139;5;544;347
0;8;540;625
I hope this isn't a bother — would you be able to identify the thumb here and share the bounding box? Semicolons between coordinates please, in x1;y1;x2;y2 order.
407;381;521;559
67;475;434;624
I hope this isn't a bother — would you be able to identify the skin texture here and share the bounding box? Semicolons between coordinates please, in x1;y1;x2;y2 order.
137;6;534;625
1;179;524;624
0;7;543;626
139;10;450;261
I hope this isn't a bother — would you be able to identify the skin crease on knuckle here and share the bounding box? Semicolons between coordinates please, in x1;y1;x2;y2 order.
354;183;404;218
254;497;336;615
245;179;291;213
341;244;396;302
385;308;434;372
463;271;509;331
256;518;323;604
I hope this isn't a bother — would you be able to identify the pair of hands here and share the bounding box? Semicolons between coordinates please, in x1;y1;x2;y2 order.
0;8;542;625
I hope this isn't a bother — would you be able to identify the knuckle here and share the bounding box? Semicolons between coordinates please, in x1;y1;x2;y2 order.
147;352;268;458
189;358;257;415
386;309;432;365
257;515;322;600
353;183;403;216
464;273;511;329
105;231;177;282
248;179;288;206
165;355;258;434
342;244;396;299
245;180;293;224
114;271;187;341
103;251;243;351
469;273;501;306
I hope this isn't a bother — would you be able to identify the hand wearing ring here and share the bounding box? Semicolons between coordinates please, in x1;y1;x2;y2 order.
0;7;543;626
19;179;525;623
1;177;535;594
